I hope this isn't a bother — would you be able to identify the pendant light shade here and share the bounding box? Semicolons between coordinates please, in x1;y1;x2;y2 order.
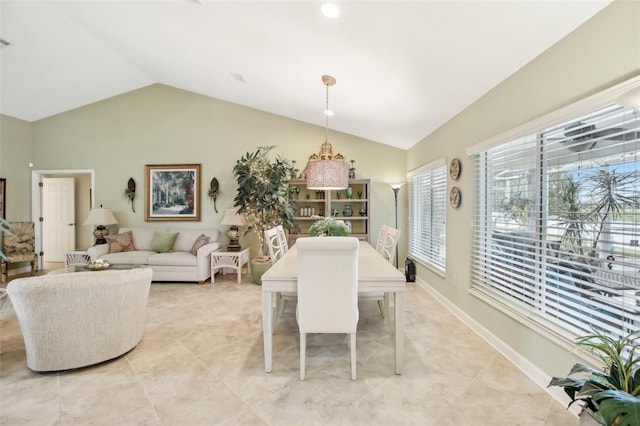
306;75;349;190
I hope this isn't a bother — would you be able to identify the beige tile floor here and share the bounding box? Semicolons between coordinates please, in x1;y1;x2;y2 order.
0;270;578;425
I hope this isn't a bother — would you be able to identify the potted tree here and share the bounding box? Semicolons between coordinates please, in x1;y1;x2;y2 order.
232;146;295;284
548;328;640;425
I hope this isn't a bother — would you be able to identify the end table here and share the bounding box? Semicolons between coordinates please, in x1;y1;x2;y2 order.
65;249;92;266
211;247;250;284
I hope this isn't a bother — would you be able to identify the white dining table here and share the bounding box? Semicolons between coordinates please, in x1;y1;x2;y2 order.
261;240;407;374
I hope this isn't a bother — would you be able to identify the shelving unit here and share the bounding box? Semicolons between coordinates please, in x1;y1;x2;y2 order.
288;179;370;243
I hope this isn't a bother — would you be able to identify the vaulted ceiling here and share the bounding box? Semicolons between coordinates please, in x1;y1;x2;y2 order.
0;1;612;149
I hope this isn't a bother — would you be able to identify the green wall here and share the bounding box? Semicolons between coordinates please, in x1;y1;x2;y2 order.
0;115;32;220
407;0;640;377
20;84;406;259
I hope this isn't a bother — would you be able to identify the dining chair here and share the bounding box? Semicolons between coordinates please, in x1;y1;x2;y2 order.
265;225;295;321
362;226;401;319
296;236;359;380
375;224;389;255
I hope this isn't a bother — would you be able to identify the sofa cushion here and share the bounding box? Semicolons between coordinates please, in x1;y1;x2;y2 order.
147;252;197;267
120;228;159;252
190;234;211;255
105;231;135;253
150;231;179;253
171;230;204;252
100;251;156;265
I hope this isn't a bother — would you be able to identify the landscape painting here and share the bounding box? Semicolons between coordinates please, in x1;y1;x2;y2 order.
145;164;201;221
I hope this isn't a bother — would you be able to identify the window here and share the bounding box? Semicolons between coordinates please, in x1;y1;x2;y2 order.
408;159;447;272
470;90;640;341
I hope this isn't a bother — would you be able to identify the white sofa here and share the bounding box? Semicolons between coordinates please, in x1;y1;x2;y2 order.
87;227;220;284
7;268;153;372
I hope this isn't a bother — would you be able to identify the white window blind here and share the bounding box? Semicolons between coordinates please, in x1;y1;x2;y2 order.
408;160;447;272
471;103;640;340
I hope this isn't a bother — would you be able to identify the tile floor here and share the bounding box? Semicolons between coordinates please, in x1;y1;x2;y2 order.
0;270;578;425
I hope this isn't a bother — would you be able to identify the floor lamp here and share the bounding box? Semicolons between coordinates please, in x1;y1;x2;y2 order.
390;183;405;268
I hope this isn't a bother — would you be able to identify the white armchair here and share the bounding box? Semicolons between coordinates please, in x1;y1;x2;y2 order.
296;237;359;380
7;268;153;372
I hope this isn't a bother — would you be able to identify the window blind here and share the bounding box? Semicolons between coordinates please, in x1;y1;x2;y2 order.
408;160;447;272
471;104;640;340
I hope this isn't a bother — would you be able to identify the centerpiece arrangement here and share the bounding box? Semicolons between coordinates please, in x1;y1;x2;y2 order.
308;216;351;237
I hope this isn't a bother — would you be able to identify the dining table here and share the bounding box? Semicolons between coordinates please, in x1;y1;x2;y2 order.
261;239;407;374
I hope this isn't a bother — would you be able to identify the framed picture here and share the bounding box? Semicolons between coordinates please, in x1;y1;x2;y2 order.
0;178;5;219
145;164;201;221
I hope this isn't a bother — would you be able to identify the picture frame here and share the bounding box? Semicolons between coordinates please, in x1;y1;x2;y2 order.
145;164;201;221
0;178;5;219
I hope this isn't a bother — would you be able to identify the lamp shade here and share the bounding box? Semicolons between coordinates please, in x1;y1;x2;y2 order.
306;159;349;190
83;208;118;226
220;208;248;226
390;183;406;190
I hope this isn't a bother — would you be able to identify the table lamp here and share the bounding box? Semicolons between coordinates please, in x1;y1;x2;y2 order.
84;207;118;245
221;208;248;251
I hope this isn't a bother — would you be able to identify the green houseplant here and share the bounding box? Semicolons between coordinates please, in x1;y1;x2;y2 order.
233;146;295;282
548;328;640;426
308;216;351;237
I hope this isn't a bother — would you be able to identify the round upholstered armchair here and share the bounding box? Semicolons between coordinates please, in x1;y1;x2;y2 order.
7;268;153;372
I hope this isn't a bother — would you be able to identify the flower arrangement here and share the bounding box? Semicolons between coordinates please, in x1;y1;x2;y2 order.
308;216;351;237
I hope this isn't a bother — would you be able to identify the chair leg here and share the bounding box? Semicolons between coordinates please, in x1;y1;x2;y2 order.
350;332;356;381
300;332;306;380
376;299;385;318
31;256;38;276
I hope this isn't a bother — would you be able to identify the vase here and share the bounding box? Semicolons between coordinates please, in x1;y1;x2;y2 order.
343;205;353;217
251;261;272;285
346;187;353;199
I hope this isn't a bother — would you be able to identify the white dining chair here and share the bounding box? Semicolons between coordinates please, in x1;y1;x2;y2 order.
375;224;389;255
296;236;359;380
381;227;401;265
265;225;295;322
363;226;401;319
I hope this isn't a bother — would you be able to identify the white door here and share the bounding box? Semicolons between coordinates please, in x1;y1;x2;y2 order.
42;177;75;262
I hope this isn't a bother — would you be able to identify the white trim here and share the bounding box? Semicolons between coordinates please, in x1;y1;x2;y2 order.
466;74;640;156
415;276;582;418
407;157;446;178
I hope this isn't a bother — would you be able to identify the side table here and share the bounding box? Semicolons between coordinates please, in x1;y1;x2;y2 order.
211;247;250;284
65;249;92;267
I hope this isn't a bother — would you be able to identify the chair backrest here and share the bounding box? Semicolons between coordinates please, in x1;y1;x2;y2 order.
381;227;401;264
296;237;359;333
3;222;35;255
265;226;287;262
375;224;389;255
275;224;289;254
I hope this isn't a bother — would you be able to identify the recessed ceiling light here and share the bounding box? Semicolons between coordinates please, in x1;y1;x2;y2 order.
321;3;340;19
324;110;334;117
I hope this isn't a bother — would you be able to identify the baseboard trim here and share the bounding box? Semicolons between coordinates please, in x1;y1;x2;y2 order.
414;277;581;418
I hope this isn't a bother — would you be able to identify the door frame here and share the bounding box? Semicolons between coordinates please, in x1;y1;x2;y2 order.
31;169;95;268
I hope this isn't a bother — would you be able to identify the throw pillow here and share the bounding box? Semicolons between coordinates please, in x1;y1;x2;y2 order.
190;234;211;255
105;231;135;253
150;231;179;253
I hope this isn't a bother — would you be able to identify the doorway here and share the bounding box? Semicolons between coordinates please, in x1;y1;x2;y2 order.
31;170;94;270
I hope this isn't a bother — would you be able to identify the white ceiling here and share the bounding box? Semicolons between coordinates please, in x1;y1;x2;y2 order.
0;0;612;150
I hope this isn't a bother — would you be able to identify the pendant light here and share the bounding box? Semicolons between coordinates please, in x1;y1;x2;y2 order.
306;75;349;190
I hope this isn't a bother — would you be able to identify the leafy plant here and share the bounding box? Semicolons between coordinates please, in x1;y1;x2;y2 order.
586;169;639;258
233;146;295;259
308;217;351;237
548;328;640;425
